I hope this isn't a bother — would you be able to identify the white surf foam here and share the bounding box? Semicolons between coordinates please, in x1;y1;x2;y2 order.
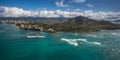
74;33;79;36
61;38;102;46
27;36;46;38
61;38;87;46
92;42;101;45
61;38;78;46
110;32;120;36
111;33;118;35
84;34;97;37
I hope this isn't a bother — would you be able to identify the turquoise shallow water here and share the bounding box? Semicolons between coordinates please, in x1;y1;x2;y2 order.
0;24;120;60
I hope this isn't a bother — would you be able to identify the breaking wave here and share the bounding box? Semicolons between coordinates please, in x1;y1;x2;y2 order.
92;42;101;45
61;38;87;46
27;36;46;38
111;33;118;35
85;34;97;37
61;38;102;46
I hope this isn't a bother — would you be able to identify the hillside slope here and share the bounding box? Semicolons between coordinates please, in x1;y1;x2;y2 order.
51;16;120;32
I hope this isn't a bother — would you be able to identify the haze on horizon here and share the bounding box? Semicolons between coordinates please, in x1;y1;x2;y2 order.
0;0;120;21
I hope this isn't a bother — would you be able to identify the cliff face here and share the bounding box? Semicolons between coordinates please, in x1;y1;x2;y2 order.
51;16;120;32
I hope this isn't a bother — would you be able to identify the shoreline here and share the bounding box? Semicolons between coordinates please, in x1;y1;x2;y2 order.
0;23;120;33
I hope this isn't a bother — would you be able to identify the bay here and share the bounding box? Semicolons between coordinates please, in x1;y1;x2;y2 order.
0;24;120;60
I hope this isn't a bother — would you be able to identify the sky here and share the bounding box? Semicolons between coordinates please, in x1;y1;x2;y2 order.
0;0;120;21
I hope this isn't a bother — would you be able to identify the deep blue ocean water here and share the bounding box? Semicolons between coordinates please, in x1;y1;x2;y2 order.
0;24;120;60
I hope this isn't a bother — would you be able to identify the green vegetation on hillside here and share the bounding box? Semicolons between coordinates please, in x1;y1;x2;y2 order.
16;16;120;32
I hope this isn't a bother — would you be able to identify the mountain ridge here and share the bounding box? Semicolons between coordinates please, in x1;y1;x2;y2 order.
1;16;120;32
50;16;120;32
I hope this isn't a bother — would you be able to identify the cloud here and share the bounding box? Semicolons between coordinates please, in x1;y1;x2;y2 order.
37;10;59;18
73;0;86;3
0;6;120;21
86;3;93;7
75;8;81;11
55;0;69;7
0;6;36;17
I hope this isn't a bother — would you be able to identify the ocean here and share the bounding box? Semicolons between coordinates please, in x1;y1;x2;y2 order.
0;24;120;60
